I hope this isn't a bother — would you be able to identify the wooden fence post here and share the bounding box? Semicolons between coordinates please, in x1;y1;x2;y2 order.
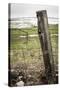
36;10;56;84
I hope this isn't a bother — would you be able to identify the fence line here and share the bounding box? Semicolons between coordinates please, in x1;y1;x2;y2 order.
9;17;59;21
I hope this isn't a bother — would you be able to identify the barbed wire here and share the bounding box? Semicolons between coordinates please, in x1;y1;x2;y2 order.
8;17;59;21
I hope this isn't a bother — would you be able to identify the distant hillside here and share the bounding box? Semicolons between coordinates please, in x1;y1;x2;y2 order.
10;18;58;29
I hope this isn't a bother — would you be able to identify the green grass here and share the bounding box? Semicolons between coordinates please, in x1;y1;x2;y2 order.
10;24;58;50
9;24;58;66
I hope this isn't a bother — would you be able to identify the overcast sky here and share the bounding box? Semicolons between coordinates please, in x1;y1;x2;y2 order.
10;3;58;18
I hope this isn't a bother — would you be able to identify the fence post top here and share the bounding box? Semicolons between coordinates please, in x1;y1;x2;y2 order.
36;10;47;17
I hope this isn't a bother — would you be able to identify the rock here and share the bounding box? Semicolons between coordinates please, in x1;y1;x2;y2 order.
16;81;24;86
28;74;32;78
18;76;23;80
11;69;15;72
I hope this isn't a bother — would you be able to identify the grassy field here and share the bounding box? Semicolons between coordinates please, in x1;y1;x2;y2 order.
10;24;58;49
9;24;58;85
10;24;58;65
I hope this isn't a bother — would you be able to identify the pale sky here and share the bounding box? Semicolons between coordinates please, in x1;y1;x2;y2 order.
10;3;58;18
